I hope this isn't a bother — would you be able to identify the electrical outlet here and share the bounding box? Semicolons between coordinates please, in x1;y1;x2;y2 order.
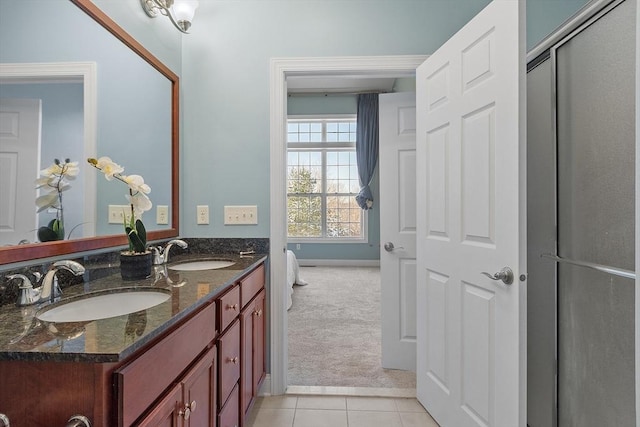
224;205;258;225
296;243;301;250
156;205;169;225
108;205;130;224
197;205;209;225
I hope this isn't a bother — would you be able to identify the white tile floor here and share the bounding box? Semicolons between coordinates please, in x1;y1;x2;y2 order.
245;395;440;427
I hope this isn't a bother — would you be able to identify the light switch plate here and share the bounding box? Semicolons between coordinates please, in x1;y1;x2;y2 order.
197;205;209;225
156;205;169;225
108;205;130;224
224;205;258;225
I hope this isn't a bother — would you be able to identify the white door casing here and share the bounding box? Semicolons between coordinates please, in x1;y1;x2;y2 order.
0;98;41;244
415;1;526;426
379;92;417;371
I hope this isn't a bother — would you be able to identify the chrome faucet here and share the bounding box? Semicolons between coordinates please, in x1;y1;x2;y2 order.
151;239;188;265
9;260;85;306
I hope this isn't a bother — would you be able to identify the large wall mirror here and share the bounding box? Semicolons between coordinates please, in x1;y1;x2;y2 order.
0;0;179;264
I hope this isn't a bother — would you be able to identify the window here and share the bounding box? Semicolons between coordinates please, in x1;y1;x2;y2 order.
287;117;365;241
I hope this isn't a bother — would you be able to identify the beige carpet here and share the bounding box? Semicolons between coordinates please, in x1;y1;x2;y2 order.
287;266;416;388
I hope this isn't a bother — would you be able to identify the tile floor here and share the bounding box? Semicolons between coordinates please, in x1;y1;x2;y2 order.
245;395;440;427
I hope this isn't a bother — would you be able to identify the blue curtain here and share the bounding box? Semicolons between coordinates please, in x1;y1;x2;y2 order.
355;93;379;210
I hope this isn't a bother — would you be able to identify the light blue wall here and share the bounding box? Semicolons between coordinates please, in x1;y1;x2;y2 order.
179;0;590;249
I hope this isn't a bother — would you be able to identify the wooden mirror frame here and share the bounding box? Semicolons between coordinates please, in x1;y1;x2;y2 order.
1;0;179;265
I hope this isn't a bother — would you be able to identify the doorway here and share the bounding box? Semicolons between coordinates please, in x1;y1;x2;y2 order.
269;56;427;395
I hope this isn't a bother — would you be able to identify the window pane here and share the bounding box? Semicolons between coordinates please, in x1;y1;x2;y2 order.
287;195;322;237
288;123;298;132
288;133;299;142
287;119;362;240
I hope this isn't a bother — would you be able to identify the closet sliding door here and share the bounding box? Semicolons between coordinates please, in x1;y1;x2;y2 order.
555;0;636;425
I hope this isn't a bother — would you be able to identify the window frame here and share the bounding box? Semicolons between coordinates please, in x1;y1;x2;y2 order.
287;114;368;244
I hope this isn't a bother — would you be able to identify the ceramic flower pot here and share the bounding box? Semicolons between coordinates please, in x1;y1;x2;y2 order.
120;251;152;280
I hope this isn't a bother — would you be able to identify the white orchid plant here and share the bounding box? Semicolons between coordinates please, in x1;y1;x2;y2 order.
88;156;152;254
35;158;79;241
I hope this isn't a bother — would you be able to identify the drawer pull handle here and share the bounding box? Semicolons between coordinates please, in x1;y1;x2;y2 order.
254;309;262;317
227;356;239;364
179;401;197;420
226;303;238;311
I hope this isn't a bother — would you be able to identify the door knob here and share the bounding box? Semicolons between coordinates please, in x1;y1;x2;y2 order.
481;267;514;285
384;242;404;252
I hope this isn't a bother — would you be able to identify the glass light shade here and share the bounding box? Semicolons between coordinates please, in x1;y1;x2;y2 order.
172;0;199;22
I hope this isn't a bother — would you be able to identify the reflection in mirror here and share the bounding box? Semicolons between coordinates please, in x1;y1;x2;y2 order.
0;62;98;245
0;0;179;264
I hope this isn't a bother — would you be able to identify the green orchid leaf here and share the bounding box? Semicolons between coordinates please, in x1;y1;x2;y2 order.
49;219;65;240
135;219;147;247
127;228;146;253
38;226;60;242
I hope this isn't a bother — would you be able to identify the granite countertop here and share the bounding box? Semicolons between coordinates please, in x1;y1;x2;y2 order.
0;253;267;363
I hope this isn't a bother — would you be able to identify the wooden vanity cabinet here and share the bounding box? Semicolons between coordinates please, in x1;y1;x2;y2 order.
115;301;217;427
215;262;266;427
240;289;266;423
239;267;266;424
137;344;217;427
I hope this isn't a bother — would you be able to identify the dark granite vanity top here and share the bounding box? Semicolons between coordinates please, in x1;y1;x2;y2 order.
0;252;267;363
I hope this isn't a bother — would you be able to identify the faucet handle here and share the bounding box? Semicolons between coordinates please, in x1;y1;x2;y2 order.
7;274;32;287
7;274;39;306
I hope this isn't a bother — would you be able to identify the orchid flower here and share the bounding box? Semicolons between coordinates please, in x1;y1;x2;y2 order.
87;157;152;253
34;158;79;241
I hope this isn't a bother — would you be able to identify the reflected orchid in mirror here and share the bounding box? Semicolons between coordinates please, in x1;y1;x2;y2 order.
88;156;152;253
34;158;80;241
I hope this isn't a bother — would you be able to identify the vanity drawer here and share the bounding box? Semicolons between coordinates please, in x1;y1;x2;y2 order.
218;318;241;407
219;284;240;332
218;383;239;427
240;263;265;308
115;301;216;427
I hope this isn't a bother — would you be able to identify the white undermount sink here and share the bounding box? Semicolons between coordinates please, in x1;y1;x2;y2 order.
36;288;171;323
168;259;236;271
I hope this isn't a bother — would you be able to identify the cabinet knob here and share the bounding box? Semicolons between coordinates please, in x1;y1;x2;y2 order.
179;401;196;420
227;356;238;364
226;303;238;311
254;309;262;317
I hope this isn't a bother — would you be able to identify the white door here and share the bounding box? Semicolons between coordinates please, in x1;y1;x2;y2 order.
415;1;526;426
379;92;417;371
0;98;41;245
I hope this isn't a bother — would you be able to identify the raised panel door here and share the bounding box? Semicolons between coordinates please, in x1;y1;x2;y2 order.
137;384;182;427
182;345;217;427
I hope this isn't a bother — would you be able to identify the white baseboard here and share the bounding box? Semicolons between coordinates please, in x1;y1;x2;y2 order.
259;374;272;396
297;259;380;267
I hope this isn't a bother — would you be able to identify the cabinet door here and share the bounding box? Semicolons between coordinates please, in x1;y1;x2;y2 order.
219;319;241;407
252;289;266;394
218;384;240;427
137;384;183;427
182;345;217;427
240;302;254;421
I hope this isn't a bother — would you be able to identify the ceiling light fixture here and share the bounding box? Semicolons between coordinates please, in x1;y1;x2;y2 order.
140;0;199;33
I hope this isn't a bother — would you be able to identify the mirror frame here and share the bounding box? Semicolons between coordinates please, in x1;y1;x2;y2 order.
0;0;179;265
